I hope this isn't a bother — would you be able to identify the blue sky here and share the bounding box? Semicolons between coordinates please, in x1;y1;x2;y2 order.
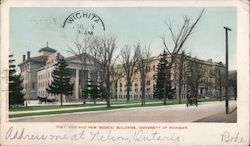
10;7;237;70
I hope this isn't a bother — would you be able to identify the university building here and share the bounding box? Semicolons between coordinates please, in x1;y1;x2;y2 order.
18;45;226;102
112;54;226;100
18;44;98;101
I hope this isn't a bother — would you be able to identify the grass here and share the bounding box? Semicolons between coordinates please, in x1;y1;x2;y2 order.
9;99;161;112
9;103;106;112
10;102;163;118
9;98;222;118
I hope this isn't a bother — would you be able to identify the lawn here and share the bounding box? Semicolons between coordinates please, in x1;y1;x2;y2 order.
9;98;222;118
10;99;162;112
9;103;106;112
10;102;163;118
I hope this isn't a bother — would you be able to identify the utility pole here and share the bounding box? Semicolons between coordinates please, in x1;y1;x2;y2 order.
224;26;231;114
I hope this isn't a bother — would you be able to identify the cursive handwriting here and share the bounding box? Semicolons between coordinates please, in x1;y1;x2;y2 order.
5;127;68;140
5;127;182;143
221;131;244;143
90;130;130;142
133;130;180;142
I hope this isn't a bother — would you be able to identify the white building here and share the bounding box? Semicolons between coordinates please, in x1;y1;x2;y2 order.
19;44;98;101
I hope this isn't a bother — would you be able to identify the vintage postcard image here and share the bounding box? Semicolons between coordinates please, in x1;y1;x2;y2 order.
1;0;249;145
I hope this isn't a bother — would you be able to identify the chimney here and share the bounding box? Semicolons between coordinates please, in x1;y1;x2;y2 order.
23;55;26;61
27;51;30;59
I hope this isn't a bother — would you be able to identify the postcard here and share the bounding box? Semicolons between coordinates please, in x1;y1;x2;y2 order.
1;0;249;145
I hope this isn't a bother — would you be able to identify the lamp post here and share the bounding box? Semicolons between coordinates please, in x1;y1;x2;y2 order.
223;26;231;114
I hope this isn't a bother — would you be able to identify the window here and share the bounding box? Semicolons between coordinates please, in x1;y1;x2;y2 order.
32;82;35;89
153;75;157;80
146;80;150;86
120;83;122;87
153;65;156;71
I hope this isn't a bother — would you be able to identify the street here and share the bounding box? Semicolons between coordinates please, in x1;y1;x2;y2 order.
11;101;237;123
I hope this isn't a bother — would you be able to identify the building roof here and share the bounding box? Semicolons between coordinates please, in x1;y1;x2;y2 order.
18;56;47;67
38;46;57;53
65;53;101;64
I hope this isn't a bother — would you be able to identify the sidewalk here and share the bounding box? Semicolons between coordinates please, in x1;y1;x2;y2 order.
194;106;237;123
11;101;236;122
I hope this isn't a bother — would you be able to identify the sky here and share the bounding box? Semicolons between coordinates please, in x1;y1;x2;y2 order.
10;7;237;70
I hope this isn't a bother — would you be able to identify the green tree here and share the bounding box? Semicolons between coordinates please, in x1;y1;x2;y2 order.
82;78;102;104
153;51;167;99
154;50;175;104
46;55;74;106
153;50;175;102
9;55;24;107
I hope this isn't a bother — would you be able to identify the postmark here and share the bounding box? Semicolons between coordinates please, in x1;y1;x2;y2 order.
63;10;105;35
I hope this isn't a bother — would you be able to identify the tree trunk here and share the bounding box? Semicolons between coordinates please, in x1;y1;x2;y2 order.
163;67;168;105
115;80;118;101
80;66;86;105
106;92;110;108
163;78;167;105
126;85;130;102
106;76;111;108
142;80;146;106
219;85;222;101
178;80;182;104
60;94;63;106
195;86;198;98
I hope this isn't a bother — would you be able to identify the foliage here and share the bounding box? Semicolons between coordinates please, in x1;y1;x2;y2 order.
82;78;103;104
46;55;74;106
153;50;175;100
9;55;25;107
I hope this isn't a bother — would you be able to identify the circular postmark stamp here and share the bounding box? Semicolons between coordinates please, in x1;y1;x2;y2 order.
63;10;105;36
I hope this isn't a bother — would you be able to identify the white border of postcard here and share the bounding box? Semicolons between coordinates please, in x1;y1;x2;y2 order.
1;0;249;145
